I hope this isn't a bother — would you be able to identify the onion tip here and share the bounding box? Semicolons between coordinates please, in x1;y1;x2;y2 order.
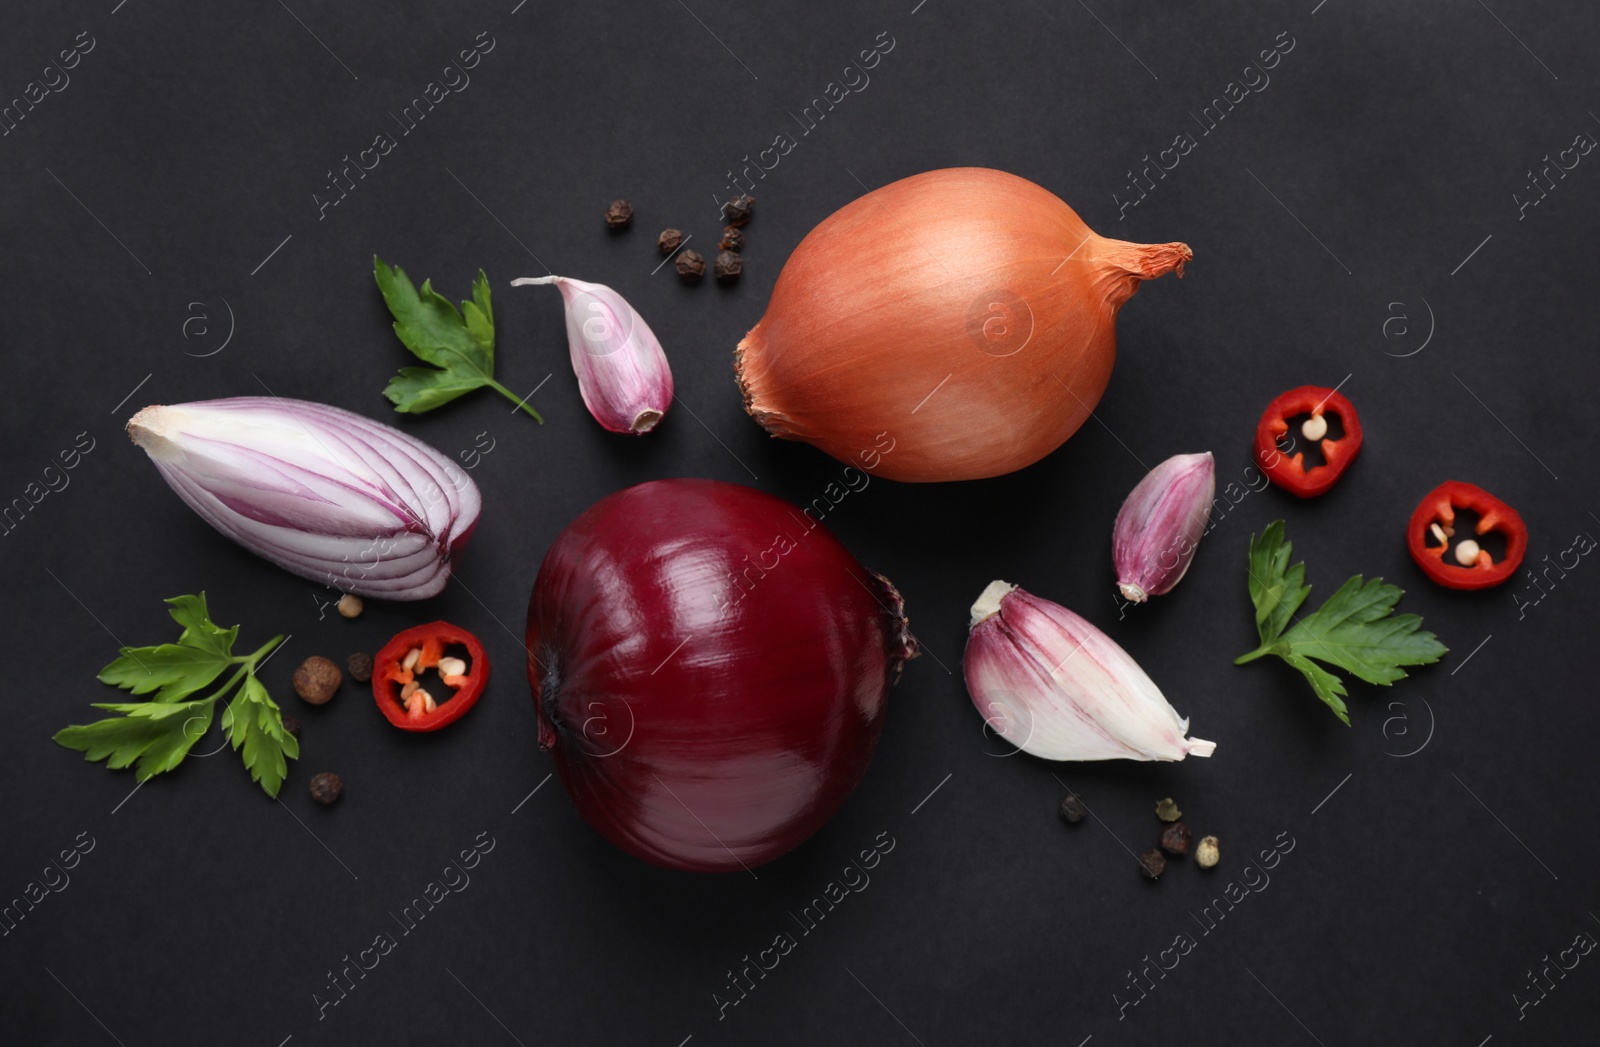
126;404;174;454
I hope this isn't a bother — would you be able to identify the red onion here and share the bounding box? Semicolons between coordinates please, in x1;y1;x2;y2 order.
526;479;916;872
128;397;480;600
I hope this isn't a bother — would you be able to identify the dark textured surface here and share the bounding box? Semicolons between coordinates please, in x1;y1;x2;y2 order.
3;2;1597;1044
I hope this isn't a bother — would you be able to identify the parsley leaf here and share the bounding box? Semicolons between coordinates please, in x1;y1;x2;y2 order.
223;675;299;797
167;592;239;656
55;593;297;796
56;698;216;782
1234;521;1448;724
374;256;542;421
95;592;237;702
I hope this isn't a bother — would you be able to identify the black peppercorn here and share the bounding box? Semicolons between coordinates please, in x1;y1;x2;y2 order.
309;771;343;805
714;250;743;284
1058;793;1087;824
1139;848;1166;880
346;651;373;684
724;194;755;227
675;249;705;282
282;716;301;739
604;199;633;230
658;228;684;255
719;226;744;252
1160;821;1193;856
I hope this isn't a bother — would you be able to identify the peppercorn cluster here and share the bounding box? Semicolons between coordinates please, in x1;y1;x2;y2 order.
606;195;754;285
1059;792;1221;882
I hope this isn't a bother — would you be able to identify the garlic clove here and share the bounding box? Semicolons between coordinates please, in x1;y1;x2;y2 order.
512;276;673;434
964;581;1214;762
1112;451;1216;603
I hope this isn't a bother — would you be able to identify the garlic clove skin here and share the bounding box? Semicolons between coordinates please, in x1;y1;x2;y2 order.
1113;451;1216;603
512;276;673;434
964;581;1215;762
128;398;480;600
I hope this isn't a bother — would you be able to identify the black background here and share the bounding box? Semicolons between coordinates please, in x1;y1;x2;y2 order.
3;1;1597;1044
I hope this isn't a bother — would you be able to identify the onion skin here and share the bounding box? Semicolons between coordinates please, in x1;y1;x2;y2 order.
735;168;1191;482
526;479;915;873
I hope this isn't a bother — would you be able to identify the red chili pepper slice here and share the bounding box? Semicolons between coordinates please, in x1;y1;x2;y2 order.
1406;480;1527;590
372;621;490;731
1253;385;1364;498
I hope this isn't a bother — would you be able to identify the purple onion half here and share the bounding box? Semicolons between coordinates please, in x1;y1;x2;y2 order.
129;397;480;600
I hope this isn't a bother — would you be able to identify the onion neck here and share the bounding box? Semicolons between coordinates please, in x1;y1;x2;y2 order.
126;405;179;457
869;570;919;685
733;329;767;429
1090;238;1193;310
536;653;561;750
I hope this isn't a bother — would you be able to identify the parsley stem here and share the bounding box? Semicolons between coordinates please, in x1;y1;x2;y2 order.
487;378;546;422
1233;647;1272;665
234;634;286;671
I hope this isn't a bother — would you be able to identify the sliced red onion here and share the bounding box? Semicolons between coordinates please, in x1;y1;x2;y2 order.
128;397;480;600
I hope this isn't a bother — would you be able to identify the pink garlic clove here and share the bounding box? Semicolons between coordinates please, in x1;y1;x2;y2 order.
964;581;1215;762
511;275;673;434
1112;451;1216;603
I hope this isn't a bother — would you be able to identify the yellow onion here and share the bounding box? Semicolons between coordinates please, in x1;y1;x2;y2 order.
734;168;1192;482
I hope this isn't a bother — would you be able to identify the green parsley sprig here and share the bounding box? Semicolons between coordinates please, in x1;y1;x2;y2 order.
374;256;542;421
55;594;299;796
1234;521;1448;724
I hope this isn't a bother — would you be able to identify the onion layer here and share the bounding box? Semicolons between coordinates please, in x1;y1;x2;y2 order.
128;397;480;600
735;167;1191;482
525;478;916;873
